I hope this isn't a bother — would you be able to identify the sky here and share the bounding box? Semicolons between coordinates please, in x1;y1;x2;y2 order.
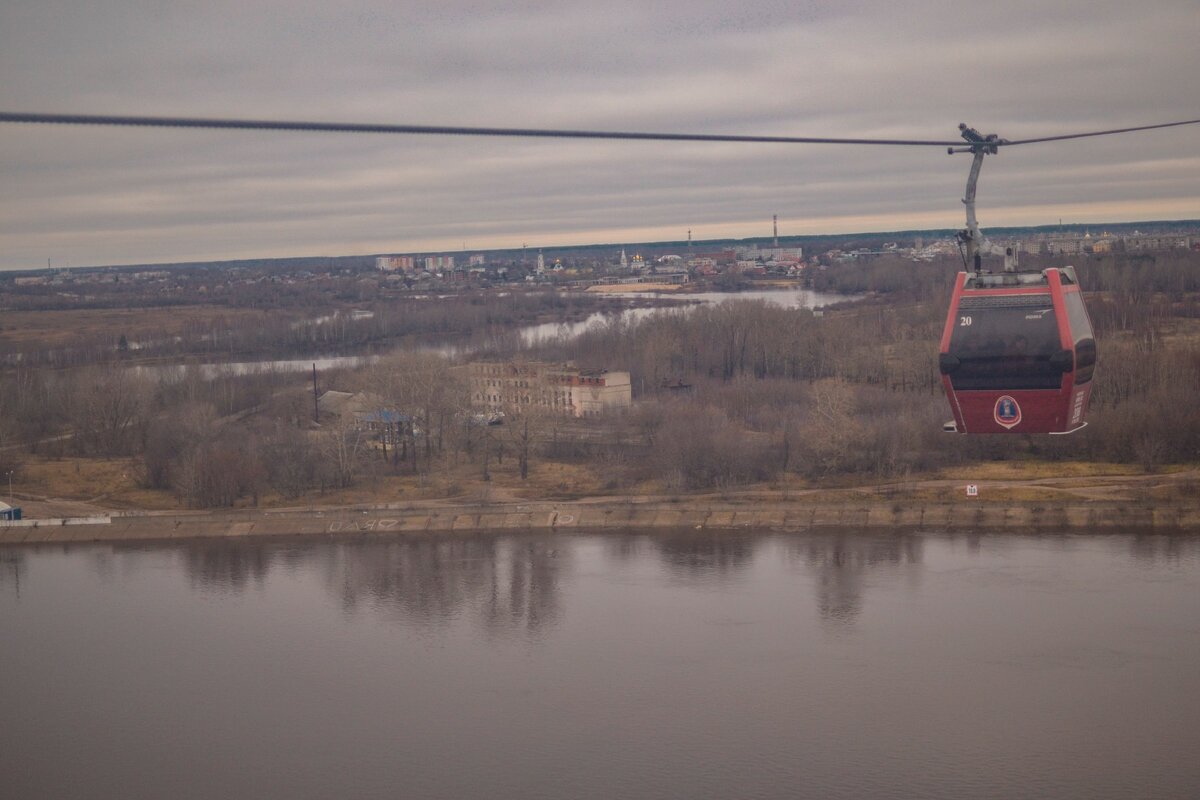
1;0;1199;270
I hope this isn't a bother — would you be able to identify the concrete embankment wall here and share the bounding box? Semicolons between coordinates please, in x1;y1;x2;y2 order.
3;501;1199;546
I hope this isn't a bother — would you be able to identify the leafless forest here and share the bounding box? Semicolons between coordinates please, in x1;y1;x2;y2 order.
2;250;1198;507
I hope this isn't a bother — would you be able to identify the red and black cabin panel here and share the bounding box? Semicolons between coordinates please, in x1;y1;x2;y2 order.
939;267;1096;434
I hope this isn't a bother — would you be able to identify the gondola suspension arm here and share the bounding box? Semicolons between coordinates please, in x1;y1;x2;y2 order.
951;124;1018;273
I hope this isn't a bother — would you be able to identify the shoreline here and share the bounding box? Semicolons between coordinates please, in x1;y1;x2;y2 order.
3;499;1199;546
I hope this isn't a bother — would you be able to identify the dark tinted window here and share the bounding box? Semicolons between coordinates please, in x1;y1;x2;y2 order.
1064;291;1096;384
946;294;1065;390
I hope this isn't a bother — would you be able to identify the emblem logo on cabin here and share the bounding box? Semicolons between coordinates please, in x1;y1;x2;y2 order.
994;396;1022;429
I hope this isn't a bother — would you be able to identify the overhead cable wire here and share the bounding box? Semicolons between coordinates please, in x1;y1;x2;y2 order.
2;111;1199;148
0;111;995;147
1003;118;1200;146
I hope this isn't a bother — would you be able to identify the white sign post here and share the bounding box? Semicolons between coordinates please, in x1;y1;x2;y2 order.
966;484;979;497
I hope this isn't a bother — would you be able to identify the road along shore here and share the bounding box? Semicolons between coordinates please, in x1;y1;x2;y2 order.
3;500;1199;546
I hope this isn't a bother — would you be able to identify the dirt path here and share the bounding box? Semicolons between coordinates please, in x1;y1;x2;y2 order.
860;469;1199;502
645;468;1199;506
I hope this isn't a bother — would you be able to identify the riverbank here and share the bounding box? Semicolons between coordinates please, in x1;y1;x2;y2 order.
4;497;1200;546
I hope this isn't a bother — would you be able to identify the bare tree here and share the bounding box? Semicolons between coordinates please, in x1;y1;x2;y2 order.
322;412;368;489
369;352;467;475
67;368;153;456
138;402;215;490
506;407;548;480
261;422;323;499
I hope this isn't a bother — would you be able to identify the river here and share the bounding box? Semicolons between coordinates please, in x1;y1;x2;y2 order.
519;286;849;346
130;286;851;378
2;530;1198;799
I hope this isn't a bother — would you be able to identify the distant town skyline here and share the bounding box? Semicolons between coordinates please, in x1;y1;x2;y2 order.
2;0;1199;271
6;213;1200;275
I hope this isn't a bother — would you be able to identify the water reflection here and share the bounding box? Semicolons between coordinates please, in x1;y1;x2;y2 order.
134;532;934;631
153;536;568;635
786;533;924;626
76;530;1200;640
86;549;117;584
183;542;274;592
483;539;562;634
655;531;757;581
0;549;26;598
320;536;563;635
1128;533;1200;565
603;533;649;562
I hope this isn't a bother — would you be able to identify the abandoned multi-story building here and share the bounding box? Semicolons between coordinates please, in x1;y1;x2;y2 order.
468;361;631;418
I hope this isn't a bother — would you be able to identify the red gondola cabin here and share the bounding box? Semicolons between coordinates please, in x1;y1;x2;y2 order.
939;267;1096;434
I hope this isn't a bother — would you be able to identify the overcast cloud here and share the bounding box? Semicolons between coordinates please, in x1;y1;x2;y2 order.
2;0;1198;269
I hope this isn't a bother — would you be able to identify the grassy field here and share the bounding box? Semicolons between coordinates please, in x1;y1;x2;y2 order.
0;306;289;349
935;461;1147;480
9;452;1195;515
9;454;618;512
